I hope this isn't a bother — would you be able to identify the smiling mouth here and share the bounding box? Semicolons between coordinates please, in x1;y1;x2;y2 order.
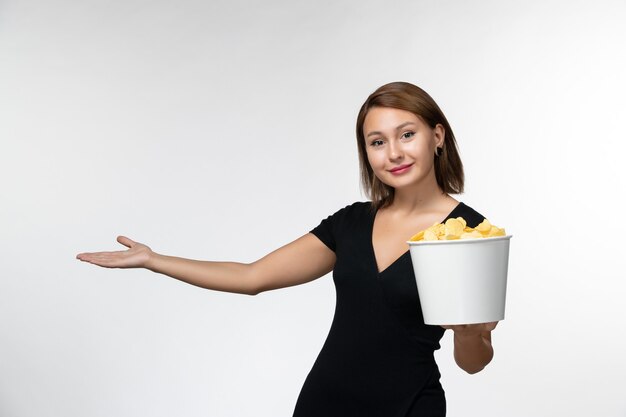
389;163;413;172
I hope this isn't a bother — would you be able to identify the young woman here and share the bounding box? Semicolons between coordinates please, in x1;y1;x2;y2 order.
77;81;498;416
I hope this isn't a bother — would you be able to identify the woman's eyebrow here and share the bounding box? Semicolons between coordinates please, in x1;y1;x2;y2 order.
366;121;416;138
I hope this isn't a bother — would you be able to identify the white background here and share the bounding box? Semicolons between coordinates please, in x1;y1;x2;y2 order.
1;1;625;416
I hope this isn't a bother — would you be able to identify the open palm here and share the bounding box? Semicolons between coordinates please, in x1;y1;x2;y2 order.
76;236;153;269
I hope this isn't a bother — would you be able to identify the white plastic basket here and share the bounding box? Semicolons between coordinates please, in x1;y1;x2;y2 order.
407;235;512;325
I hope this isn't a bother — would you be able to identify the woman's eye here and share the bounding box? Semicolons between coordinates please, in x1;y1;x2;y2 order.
401;131;415;140
370;139;384;147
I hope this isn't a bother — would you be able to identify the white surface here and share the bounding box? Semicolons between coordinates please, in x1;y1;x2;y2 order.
408;236;511;325
1;1;626;416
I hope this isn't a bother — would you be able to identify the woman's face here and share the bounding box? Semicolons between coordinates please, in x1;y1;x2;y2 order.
362;106;444;191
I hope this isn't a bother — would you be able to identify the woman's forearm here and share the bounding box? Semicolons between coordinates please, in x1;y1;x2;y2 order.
77;233;335;295
453;332;494;374
145;253;256;295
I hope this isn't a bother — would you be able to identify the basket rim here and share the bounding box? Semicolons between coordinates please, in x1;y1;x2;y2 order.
406;234;513;246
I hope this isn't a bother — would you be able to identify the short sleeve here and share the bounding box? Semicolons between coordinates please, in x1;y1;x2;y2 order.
309;203;357;252
309;212;339;252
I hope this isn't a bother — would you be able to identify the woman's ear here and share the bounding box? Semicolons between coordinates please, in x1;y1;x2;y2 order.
434;123;446;147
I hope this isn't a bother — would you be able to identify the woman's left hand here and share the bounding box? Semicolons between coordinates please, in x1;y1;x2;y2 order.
440;321;498;337
440;322;499;374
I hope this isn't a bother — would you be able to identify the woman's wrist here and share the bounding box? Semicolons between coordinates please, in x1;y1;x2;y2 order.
144;250;160;271
454;330;485;342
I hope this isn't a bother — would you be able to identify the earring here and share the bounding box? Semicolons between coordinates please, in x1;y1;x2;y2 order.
435;146;443;157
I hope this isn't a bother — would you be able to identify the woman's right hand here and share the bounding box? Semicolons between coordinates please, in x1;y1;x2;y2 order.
76;236;153;269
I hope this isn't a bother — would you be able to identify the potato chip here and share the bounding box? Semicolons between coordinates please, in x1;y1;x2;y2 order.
424;230;439;241
409;230;424;241
460;230;483;239
408;217;506;242
475;219;492;234
431;222;445;235
487;226;506;237
444;218;464;237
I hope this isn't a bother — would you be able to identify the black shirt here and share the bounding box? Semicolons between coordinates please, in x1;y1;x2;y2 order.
292;201;486;417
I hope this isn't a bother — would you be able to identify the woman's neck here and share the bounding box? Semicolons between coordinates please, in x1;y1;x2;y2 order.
387;180;456;216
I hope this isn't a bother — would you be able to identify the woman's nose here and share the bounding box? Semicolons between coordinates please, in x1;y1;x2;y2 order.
388;141;403;161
